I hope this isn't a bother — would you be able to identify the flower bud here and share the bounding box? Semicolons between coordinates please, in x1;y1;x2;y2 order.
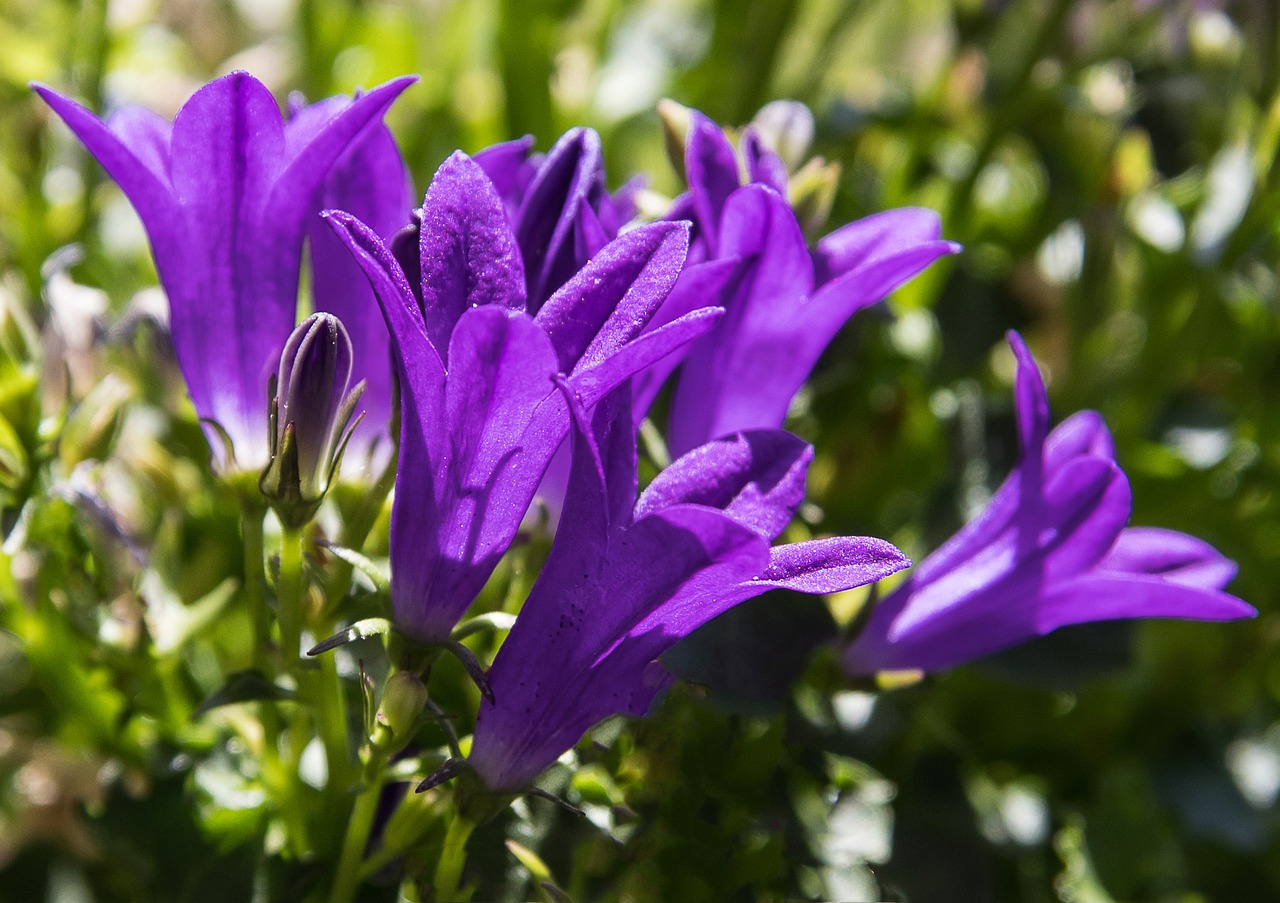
371;670;429;754
657;98;693;182
749;100;814;173
259;313;364;527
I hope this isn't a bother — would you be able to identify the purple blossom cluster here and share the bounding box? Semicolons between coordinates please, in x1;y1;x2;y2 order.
38;72;1253;796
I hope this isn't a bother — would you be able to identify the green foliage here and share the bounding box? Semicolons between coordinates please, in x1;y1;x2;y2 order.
1;0;1278;901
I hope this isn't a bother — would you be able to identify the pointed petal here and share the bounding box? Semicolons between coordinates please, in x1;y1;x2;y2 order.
515;128;606;308
757;536;910;593
685;110;740;253
417;152;526;356
397;308;563;641
1008;331;1050;458
568;306;724;408
536;221;689;372
1037;575;1255;634
813;207;956;284
634;429;812;542
1101;527;1239;589
667;185;812;455
800;233;958;339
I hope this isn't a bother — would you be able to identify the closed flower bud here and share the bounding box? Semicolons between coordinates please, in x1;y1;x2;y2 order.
749;100;815;173
259;313;364;527
371;670;429;754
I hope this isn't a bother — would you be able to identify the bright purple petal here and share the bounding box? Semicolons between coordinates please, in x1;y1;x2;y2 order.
1100;527;1239;589
536;221;689;373
514;128;606;309
667;185;812;455
634;430;812;542
685;110;741;254
417;152;526;357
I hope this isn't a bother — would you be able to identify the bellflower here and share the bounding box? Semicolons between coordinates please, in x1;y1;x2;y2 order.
34;72;414;470
325;152;723;643
467;387;910;794
636;109;961;456
843;333;1255;676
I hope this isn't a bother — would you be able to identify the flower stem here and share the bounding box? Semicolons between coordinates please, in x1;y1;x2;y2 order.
278;525;306;676
433;815;476;902
328;755;386;903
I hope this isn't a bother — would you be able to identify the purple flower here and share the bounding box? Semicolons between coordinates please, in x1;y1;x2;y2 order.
636;109;961;457
843;332;1255;676
34;72;414;471
325;152;723;643
467;387;909;793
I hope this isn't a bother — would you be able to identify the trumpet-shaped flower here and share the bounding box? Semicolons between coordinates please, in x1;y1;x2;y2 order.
637;110;961;456
842;333;1255;676
325;152;723;643
34;72;414;470
468;387;910;793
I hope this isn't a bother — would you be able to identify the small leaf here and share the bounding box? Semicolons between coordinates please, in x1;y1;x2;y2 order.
450;611;517;642
307;617;393;656
316;540;390;593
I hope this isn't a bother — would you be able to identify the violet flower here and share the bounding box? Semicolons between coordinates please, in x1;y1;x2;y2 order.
467;386;909;793
637;109;961;457
34;72;414;470
325;152;723;643
843;332;1255;676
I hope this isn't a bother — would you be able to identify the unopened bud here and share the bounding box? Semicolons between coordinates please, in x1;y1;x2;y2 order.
259;313;364;527
59;374;132;469
750;100;815;173
657;98;693;182
371;670;429;753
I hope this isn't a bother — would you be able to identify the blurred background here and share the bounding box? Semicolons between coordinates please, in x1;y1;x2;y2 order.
2;0;1279;900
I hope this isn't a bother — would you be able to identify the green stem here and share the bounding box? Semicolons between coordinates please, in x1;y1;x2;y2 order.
241;501;271;672
328;756;386;903
278;525;306;676
433;816;476;902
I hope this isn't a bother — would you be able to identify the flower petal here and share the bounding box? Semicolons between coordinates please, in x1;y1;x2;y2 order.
757;537;910;593
1100;527;1239;589
667;184;812;455
634;430;812;542
685;110;741;253
515;128;606;308
417;152;526;357
1036;575;1256;634
536;221;689;373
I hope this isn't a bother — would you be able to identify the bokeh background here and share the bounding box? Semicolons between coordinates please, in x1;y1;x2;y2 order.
1;0;1279;900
